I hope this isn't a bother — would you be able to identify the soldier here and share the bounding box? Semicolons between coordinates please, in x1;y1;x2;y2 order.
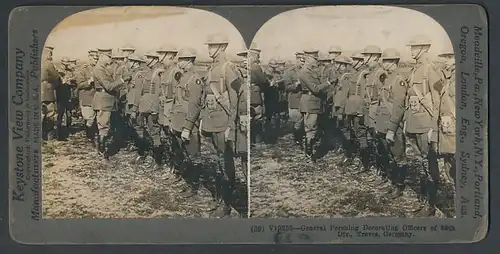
235;50;249;182
57;56;77;139
112;51;131;148
124;54;148;152
169;47;203;198
331;54;355;154
75;49;98;145
157;45;180;174
120;44;136;58
264;58;285;142
156;44;178;69
182;33;242;217
298;48;332;160
276;58;288;121
386;34;444;216
68;58;81;122
249;44;269;146
41;45;61;141
374;48;407;198
338;50;370;167
92;47;131;158
328;45;343;60
361;45;386;172
317;51;337;150
437;46;456;187
135;51;165;169
284;52;305;145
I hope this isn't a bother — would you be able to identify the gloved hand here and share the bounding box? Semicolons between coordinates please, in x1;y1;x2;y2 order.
386;130;395;143
181;128;190;142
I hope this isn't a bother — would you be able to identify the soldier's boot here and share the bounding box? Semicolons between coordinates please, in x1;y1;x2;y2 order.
207;175;224;212
179;164;200;198
388;184;404;199
152;146;164;170
47;129;56;141
102;136;111;160
211;181;232;218
426;180;438;217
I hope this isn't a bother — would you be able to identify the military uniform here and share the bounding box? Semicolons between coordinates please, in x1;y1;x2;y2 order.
57;57;77;139
298;49;331;159
184;35;241;217
41;46;60;141
92;48;129;157
135;52;165;168
387;35;444;215
170;48;203;197
249;56;269;145
75;50;98;143
124;55;148;152
339;65;370;165
373;48;407;196
283;53;304;144
235;50;249;182
263;59;284;142
437;50;456;186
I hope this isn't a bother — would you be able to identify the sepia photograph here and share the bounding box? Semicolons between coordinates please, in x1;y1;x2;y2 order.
41;6;249;219
249;5;456;218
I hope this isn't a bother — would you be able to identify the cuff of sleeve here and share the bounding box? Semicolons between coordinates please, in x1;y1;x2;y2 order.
184;119;196;132
387;121;399;132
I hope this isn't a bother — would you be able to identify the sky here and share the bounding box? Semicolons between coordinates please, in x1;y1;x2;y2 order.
252;5;453;63
45;6;247;62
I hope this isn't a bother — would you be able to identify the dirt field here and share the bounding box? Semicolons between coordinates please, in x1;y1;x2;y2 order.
42;124;247;219
250;127;456;218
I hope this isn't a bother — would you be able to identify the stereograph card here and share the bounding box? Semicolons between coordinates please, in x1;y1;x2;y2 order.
7;4;488;244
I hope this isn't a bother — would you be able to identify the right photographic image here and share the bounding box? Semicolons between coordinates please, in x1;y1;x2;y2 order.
249;5;456;219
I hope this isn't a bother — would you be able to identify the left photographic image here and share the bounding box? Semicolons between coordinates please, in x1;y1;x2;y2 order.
41;6;249;219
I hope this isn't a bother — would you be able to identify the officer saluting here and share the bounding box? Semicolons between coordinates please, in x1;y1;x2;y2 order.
182;33;242;218
92;47;131;158
386;34;444;216
298;48;332;160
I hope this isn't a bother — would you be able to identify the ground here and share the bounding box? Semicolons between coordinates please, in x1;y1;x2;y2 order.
42;124;247;219
250;128;456;218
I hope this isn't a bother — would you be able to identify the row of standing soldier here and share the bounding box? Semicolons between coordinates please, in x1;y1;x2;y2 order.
40;33;248;218
250;34;456;217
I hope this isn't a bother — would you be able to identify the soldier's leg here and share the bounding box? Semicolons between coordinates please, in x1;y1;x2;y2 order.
304;113;319;159
178;130;202;198
209;131;235;217
133;113;148;163
419;133;440;216
149;113;163;170
43;102;57;141
80;101;96;143
288;108;302;145
443;153;456;188
374;132;390;183
96;110;112;157
387;128;407;198
56;100;65;140
342;115;355;163
355;116;370;170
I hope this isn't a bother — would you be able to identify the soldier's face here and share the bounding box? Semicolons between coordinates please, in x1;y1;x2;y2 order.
208;44;227;58
122;50;134;57
329;52;341;59
443;54;455;66
410;45;430;59
337;63;346;72
382;59;398;71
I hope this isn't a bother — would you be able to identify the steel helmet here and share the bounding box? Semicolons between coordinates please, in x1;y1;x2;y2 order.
328;45;342;53
177;47;197;59
268;58;278;68
205;33;230;45
438;44;454;57
362;45;383;55
334;55;354;65
407;34;432;46
128;54;143;62
157;44;178;53
61;56;70;64
120;44;136;51
318;50;333;61
237;50;249;57
276;57;286;65
381;48;401;60
351;50;365;60
144;51;160;58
